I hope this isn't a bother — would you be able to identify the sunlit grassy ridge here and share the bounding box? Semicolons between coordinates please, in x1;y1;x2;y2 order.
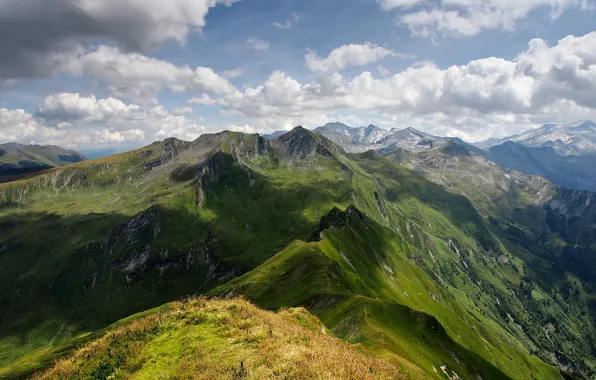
35;297;406;380
0;128;591;378
214;206;559;380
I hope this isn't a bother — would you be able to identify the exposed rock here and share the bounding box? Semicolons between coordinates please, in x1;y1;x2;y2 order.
271;126;342;160
308;205;364;242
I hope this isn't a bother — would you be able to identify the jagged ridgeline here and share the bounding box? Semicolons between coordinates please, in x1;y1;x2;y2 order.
0;127;592;379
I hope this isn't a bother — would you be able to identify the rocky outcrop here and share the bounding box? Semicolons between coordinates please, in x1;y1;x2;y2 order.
143;137;191;170
308;205;364;242
271;126;342;160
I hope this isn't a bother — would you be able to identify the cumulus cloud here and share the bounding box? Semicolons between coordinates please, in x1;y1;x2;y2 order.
188;94;219;107
172;106;195;115
4;32;596;146
1;93;206;148
395;0;578;37
208;32;596;141
221;68;246;79
62;45;240;103
0;0;242;78
305;43;399;72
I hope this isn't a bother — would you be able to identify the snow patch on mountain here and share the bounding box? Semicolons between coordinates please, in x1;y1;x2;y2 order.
314;123;449;153
477;121;596;156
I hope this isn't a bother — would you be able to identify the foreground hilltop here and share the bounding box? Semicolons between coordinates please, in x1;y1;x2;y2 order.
1;127;594;379
36;297;405;380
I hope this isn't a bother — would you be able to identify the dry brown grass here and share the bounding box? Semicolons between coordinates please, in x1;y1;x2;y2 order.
35;297;407;380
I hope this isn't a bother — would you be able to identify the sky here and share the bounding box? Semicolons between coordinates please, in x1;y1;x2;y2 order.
1;0;596;152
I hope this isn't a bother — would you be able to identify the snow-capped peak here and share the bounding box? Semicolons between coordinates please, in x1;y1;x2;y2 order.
479;120;596;156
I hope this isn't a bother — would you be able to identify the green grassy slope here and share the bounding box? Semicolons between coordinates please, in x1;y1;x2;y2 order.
0;143;86;180
0;128;592;378
404;144;596;376
215;206;560;380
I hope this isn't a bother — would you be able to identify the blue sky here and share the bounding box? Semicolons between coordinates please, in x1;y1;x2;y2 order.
1;0;596;151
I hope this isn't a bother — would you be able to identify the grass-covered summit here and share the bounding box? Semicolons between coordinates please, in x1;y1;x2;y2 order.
36;297;404;380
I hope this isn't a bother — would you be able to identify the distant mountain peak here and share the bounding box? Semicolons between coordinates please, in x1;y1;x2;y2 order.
0;142;87;178
475;120;596;156
271;126;342;160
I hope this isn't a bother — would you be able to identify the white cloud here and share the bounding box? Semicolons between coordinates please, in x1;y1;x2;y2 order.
172;106;194;115
1;93;207;148
398;0;578;37
5;32;596;147
246;38;270;51
305;43;397;72
0;0;243;78
378;0;424;10
62;45;240;103
188;94;219;106
221;68;246;79
208;32;596;141
36;93;140;123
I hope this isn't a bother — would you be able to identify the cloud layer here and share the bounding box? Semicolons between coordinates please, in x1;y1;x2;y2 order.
1;16;596;147
379;0;585;37
211;32;596;140
2;94;205;149
0;0;241;78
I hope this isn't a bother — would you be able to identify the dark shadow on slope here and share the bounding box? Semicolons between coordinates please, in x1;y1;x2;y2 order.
488;200;596;377
0;154;352;377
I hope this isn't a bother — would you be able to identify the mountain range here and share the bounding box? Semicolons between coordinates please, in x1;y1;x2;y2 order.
311;121;596;191
1;125;596;379
311;122;452;153
0;143;86;181
476;120;596;156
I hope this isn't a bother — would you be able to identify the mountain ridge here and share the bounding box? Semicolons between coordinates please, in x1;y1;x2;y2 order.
0;142;86;179
1;127;594;379
476;120;596;156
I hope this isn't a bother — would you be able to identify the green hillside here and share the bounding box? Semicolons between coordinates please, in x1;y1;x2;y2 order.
0;128;593;378
0;143;86;181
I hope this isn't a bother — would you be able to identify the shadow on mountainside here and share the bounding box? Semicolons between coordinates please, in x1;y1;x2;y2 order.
0;152;354;377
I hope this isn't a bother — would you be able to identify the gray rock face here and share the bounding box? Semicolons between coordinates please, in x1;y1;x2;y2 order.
314;123;449;153
271;126;342;159
308;205;364;242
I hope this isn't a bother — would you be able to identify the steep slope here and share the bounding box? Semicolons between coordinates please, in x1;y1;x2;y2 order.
477;120;596;156
485;141;596;191
36;297;405;380
0;127;592;378
404;144;596;376
215;205;559;379
0;143;86;178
